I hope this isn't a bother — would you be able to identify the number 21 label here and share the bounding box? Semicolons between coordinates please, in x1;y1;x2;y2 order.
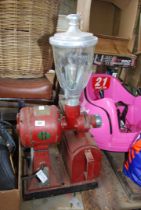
92;76;111;90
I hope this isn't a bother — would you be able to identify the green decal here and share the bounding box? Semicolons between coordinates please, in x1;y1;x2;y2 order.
38;131;51;140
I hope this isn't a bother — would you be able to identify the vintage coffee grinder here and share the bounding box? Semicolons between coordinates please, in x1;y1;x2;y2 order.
17;14;102;199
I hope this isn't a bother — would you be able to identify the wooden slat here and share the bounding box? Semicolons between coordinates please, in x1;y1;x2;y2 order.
137;13;141;51
95;35;135;58
77;0;92;31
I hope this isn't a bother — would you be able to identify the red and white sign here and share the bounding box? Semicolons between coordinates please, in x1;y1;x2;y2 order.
92;76;111;90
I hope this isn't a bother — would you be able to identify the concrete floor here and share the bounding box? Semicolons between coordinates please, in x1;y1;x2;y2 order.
21;193;84;210
20;152;141;210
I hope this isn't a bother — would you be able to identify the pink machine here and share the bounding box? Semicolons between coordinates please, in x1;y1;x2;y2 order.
80;73;141;152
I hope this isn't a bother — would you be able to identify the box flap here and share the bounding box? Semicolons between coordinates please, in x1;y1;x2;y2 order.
0;189;20;210
95;35;135;58
102;0;131;9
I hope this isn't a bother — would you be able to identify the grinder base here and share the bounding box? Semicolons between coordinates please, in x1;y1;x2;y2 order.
22;131;101;200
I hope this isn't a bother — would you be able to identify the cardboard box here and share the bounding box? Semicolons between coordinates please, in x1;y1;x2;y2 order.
45;70;55;85
94;35;136;57
90;0;138;39
125;52;141;87
0;145;21;210
90;0;139;52
77;0;139;53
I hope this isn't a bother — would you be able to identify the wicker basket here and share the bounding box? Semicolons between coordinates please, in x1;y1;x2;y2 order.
0;0;60;78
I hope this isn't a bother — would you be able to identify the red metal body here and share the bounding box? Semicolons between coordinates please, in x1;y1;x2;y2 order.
62;131;102;183
62;105;97;131
17;104;102;196
17;105;62;149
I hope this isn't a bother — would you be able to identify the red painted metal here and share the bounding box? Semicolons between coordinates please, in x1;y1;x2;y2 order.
17;104;102;195
33;149;50;172
84;149;95;180
64;105;80;128
62;131;102;183
62;105;96;132
17;105;62;150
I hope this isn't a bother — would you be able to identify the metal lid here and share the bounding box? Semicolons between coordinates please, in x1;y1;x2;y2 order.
49;14;98;48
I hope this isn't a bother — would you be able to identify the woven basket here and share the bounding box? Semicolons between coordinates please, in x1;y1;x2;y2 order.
0;0;60;78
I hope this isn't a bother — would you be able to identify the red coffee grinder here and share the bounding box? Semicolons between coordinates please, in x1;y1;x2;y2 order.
17;14;102;200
